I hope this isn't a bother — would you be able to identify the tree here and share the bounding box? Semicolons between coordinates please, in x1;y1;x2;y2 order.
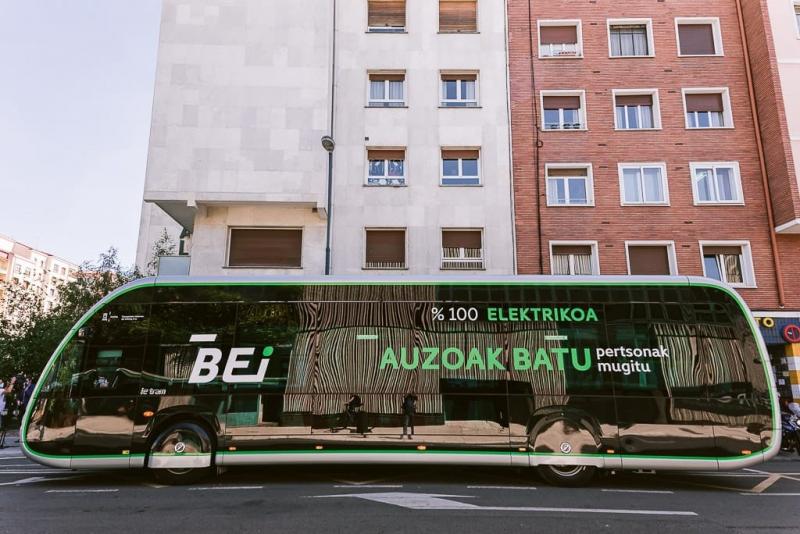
0;247;140;378
146;228;177;276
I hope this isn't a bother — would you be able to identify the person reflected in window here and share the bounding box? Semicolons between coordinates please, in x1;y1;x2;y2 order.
346;393;363;429
401;393;417;439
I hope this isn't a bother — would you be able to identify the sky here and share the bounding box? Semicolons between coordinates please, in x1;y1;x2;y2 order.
0;1;162;267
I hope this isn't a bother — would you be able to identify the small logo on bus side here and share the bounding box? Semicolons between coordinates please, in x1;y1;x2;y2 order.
187;334;273;384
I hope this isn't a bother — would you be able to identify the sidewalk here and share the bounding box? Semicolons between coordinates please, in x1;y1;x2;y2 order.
0;429;21;456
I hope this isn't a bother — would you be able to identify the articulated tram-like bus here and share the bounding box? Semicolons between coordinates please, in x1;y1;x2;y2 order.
21;276;780;485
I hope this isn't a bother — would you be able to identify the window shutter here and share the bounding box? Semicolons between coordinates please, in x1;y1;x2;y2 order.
547;167;588;177
441;73;477;81
366;230;406;264
704;246;742;256
369;73;405;82
628;246;670;275
442;230;482;249
539;25;578;45
552;245;592;256
678;24;716;55
368;0;406;28
616;94;653;106
228;229;302;267
439;0;477;32
685;93;724;112
543;95;581;109
368;149;405;161
442;149;480;160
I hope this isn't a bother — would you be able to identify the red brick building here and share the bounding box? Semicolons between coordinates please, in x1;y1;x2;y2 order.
507;0;800;399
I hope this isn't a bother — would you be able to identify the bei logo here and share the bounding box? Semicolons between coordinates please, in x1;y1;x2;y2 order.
187;334;274;384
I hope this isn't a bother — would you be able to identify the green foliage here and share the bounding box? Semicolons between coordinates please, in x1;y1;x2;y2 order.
146;228;177;276
0;247;141;379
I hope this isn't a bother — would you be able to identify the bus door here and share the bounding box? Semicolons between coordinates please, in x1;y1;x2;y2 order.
71;305;148;468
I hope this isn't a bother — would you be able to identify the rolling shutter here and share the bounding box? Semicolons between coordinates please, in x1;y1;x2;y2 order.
368;149;405;161
228;229;302;267
616;94;653;106
368;0;406;29
366;230;406;265
685;93;723;112
628;246;671;275
678;24;716;55
441;149;479;160
539;25;577;45
442;230;482;249
439;0;477;32
543;95;581;109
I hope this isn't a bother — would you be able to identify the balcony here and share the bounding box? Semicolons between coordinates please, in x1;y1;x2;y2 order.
540;43;581;58
441;247;484;270
157;255;191;276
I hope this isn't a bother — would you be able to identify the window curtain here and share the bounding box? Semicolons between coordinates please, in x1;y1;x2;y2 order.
572;254;593;275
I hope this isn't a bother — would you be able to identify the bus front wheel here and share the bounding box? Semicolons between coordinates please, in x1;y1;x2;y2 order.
149;421;214;485
536;465;597;487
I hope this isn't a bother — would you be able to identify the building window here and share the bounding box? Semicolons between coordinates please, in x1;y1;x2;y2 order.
608;20;653;57
368;72;405;107
619;163;669;205
691;162;743;204
228;228;302;268
367;148;406;186
676;18;723;56
627;243;675;275
441;229;484;270
551;243;597;275
365;229;406;269
542;92;585;130
614;92;658;129
441;73;478;107
441;149;480;185
546;165;593;206
368;0;406;32
700;243;755;287
684;89;731;128
539;21;582;58
439;0;477;33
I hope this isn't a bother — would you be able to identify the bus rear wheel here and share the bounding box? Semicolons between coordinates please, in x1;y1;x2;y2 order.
536;465;596;487
149;421;214;485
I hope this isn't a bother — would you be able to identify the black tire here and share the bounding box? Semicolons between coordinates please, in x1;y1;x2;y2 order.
536;464;597;487
149;421;215;485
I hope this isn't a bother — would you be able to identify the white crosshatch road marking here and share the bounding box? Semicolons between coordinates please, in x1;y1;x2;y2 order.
313;492;698;516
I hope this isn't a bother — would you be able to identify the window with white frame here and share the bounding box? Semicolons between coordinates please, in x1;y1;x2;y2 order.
368;0;406;32
551;243;597;275
542;92;585;130
365;229;406;269
626;243;675;275
608;20;653;57
368;72;405;107
619;163;668;204
676;18;723;56
701;243;754;287
441;229;484;270
614;92;658;129
441;149;480;185
441;73;478;107
691;162;743;204
684;89;731;128
539;21;582;58
367;148;406;186
546;165;592;205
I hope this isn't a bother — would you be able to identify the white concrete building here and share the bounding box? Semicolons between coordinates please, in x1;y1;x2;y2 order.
136;0;515;276
0;234;79;314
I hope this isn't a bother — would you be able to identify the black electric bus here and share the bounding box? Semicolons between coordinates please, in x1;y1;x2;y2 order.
21;276;780;485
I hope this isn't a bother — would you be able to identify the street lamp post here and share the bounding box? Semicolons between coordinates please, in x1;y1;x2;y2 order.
321;135;335;275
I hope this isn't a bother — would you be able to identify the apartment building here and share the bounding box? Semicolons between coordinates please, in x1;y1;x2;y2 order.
136;0;515;276
0;234;79;314
508;0;800;401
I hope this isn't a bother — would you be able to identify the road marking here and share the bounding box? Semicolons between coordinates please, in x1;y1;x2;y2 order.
0;477;44;486
601;489;674;494
750;474;782;494
333;485;402;488
467;486;537;490
356;334;378;341
0;456;26;460
0;470;75;475
0;464;41;468
46;489;119;494
314;492;697;516
187;486;263;491
739;493;800;496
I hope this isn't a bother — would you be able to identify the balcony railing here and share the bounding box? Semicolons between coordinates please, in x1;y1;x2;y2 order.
441;247;484;270
540;43;581;57
364;260;406;270
157;255;191;276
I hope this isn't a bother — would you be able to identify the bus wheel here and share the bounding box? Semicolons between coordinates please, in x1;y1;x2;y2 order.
536;465;597;487
149;421;214;485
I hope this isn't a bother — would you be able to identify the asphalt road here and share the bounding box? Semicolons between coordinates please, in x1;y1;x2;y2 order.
2;435;800;534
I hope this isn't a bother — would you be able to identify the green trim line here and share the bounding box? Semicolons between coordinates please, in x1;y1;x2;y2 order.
21;277;780;467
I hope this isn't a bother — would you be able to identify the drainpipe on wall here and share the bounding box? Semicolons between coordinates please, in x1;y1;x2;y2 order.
527;0;544;274
733;0;785;308
324;0;337;276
